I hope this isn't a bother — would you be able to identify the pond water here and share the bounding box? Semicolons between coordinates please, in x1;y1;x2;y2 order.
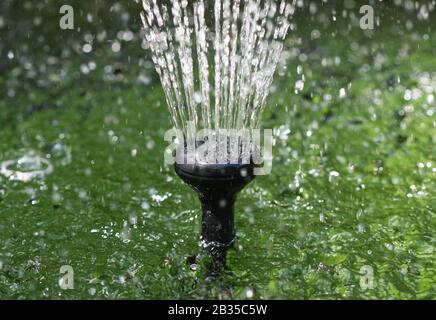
0;0;434;299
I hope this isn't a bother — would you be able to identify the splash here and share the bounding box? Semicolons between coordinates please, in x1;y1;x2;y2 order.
0;150;53;182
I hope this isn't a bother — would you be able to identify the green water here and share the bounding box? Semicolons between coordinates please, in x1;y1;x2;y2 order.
0;1;435;299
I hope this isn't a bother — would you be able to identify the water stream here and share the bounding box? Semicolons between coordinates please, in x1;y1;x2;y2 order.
140;0;293;134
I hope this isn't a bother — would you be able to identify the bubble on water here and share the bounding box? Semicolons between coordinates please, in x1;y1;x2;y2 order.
299;53;308;62
0;150;53;182
311;29;321;40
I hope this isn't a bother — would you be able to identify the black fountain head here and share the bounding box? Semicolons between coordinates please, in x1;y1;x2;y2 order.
175;143;256;267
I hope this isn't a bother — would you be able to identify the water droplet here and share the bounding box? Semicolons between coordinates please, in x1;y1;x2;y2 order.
339;88;346;98
111;41;121;53
146;140;155;150
328;171;340;184
129;214;138;225
141;200;150;210
82;43;92;53
49;142;72;166
219;198;227;208
245;288;254;299
240;168;248;177
320;213;325;223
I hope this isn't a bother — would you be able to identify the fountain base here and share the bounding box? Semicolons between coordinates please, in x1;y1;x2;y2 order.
175;161;255;267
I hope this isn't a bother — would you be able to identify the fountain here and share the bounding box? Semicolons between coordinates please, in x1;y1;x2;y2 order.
140;0;292;267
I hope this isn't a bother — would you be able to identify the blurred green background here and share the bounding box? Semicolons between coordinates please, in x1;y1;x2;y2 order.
0;0;435;299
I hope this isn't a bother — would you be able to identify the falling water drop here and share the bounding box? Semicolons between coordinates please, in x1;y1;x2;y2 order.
328;171;340;184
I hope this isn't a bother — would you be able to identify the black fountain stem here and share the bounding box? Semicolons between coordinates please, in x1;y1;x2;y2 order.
175;161;255;268
198;181;238;265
